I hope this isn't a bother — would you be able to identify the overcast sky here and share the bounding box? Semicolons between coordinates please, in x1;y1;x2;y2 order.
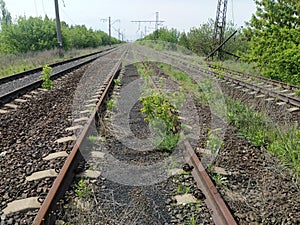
5;0;257;41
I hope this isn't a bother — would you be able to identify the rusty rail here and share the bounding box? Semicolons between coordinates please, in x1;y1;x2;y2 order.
33;60;122;225
207;63;300;91
184;141;237;225
146;62;237;225
202;67;300;108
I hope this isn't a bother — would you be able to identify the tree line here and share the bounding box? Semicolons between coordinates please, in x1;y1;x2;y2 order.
0;0;120;54
140;0;300;85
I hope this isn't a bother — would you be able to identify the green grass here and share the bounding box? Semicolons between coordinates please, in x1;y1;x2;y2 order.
177;183;191;194
106;99;116;110
159;62;300;180
88;135;98;143
74;179;92;199
211;173;228;186
210;60;261;75
226;98;300;178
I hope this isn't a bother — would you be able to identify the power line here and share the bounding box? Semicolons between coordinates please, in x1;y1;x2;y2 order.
41;0;47;15
231;0;235;24
34;0;38;16
131;12;164;39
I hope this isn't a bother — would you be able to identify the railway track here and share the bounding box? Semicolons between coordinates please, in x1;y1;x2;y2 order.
159;49;300;112
146;62;236;225
0;46;126;224
0;44;239;224
0;47;116;107
1;43;299;224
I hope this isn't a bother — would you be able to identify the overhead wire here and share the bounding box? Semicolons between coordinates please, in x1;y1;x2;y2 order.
34;0;38;16
231;0;235;25
41;0;47;15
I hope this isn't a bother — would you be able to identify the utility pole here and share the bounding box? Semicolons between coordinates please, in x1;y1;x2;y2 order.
131;12;164;39
101;17;120;46
109;16;111;46
212;0;228;60
54;0;63;57
207;0;238;60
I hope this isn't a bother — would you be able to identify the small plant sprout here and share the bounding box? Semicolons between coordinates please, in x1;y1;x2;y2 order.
89;106;94;113
114;77;121;85
187;214;199;225
75;179;91;199
294;89;300;96
206;129;224;154
177;184;191;194
40;64;53;90
106;99;116;110
212;173;228;186
88;135;98;143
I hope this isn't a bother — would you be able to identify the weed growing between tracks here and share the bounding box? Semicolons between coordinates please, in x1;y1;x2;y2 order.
40;64;53;89
137;62;185;151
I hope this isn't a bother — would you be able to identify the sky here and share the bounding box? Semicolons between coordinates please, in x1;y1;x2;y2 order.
5;0;257;41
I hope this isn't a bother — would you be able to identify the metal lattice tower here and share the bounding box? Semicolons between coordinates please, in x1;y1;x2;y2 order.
212;0;228;59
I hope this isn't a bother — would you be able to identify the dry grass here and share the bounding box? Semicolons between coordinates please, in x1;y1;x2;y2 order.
0;47;105;79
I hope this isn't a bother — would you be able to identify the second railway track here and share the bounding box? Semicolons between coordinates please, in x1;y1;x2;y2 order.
0;47;116;106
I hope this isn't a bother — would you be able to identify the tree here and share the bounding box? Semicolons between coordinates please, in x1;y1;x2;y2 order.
141;28;181;44
0;15;118;54
178;32;190;50
186;19;246;58
243;0;300;84
0;0;11;25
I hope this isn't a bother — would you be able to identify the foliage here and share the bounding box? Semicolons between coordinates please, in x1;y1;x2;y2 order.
75;179;91;199
138;63;185;151
140;89;179;132
0;0;11;25
140;27;180;44
88;135;98;143
294;89;300;96
40;65;53;90
211;173;228;186
0;15;120;54
159;61;300;178
177;183;191;194
226;98;300;178
114;77;121;85
139;19;249;58
206;129;224;154
243;0;300;85
268;125;300;176
106;99;116;110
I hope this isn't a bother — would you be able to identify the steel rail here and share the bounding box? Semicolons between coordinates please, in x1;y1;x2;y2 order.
200;67;300;108
0;47;114;85
147;62;237;225
207;63;300;91
33;57;123;225
184;141;237;225
0;48;117;105
160;52;300;108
